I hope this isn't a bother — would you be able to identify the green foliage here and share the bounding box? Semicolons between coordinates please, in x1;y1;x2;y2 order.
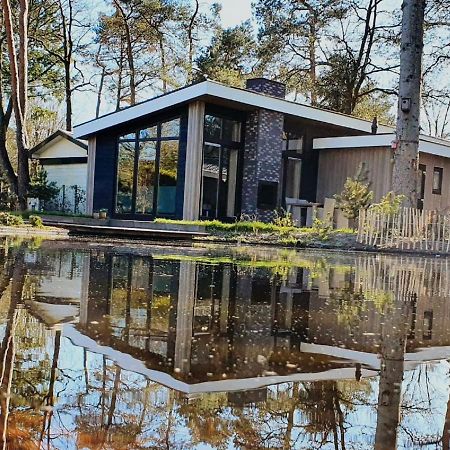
311;217;333;241
272;209;295;228
0;212;24;226
28;164;59;203
371;191;405;215
28;215;44;228
335;164;373;220
195;21;257;85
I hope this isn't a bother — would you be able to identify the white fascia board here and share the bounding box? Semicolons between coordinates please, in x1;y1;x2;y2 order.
73;82;209;139
313;133;450;159
313;134;395;150
419;137;450;158
74;80;394;139
205;82;394;134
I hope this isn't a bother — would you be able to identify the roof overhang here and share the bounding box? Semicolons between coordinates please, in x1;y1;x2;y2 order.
313;133;450;158
73;80;394;140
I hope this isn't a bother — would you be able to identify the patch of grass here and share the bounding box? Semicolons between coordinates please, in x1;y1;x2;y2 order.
154;218;296;234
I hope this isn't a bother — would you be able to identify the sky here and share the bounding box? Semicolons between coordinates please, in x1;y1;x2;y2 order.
204;0;252;27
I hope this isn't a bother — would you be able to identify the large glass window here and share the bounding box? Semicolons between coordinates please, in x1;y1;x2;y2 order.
115;117;180;217
116;142;135;214
157;140;179;215
201;114;242;219
136;141;157;214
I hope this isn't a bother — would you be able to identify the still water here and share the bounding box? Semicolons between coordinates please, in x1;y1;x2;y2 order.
0;237;450;449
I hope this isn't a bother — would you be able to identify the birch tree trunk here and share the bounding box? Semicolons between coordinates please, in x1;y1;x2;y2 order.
1;0;30;210
392;0;426;207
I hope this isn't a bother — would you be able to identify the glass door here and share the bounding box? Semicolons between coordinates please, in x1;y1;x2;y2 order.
201;144;238;219
200;113;243;220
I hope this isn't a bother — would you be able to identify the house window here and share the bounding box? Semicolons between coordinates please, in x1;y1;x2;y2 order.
257;181;278;209
282;131;304;153
115;117;180;216
432;167;443;195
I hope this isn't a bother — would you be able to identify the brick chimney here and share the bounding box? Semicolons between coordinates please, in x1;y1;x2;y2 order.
245;78;286;99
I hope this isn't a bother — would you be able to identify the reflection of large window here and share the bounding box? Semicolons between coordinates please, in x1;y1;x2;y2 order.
201;114;242;219
108;255;179;355
115;118;180;216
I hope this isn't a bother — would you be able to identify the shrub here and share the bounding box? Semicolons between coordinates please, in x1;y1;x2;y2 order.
28;163;59;204
272;209;295;228
335;163;373;220
29;215;44;228
0;212;24;226
371;191;405;215
311;217;333;241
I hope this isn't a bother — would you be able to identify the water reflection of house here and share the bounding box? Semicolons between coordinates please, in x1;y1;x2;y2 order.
24;249;89;327
22;246;450;394
68;251;450;393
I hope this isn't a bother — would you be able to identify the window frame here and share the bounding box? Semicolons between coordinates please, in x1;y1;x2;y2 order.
432;167;443;195
114;116;181;219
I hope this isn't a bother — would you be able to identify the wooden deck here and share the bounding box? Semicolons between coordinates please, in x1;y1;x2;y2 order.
41;216;208;240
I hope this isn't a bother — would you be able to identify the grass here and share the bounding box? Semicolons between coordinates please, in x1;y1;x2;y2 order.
154;218;297;234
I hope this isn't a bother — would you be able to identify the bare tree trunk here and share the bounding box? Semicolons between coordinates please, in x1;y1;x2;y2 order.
187;0;199;83
114;0;136;105
116;41;124;111
0;40;18;193
159;36;168;93
308;14;318;106
2;0;30;210
392;0;426;207
96;67;106;118
58;0;74;131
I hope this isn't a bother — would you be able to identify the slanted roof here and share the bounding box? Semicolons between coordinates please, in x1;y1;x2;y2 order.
30;129;88;158
73;80;394;140
313;133;450;158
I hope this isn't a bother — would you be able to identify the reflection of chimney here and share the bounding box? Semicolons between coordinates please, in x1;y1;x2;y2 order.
246;78;286;99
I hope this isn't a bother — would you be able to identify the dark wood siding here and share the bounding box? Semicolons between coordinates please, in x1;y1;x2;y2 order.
93;132;117;214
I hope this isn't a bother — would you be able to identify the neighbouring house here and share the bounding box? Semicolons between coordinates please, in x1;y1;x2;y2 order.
73;78;450;224
30;130;88;214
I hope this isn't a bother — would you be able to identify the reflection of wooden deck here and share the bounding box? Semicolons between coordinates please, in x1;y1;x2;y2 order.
41;216;208;240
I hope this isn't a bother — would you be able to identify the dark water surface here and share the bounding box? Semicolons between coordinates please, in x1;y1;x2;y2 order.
0;237;449;449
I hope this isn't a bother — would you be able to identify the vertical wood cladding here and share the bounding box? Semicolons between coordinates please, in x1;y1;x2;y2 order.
93;132;117;214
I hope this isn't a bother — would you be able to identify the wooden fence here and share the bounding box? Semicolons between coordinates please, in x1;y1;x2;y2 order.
357;207;450;252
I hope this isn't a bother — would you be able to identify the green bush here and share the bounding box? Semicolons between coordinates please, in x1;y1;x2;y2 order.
371;191;405;215
29;215;44;228
0;212;24;226
335;163;373;220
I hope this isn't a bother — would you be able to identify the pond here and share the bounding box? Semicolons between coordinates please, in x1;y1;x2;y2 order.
0;237;449;449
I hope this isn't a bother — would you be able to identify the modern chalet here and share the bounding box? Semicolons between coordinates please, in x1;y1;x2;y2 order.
73;78;450;223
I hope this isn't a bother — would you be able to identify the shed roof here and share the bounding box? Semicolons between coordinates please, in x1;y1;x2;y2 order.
73;80;394;139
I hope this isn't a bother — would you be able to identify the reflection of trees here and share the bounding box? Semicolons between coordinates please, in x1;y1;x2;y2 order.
178;393;233;449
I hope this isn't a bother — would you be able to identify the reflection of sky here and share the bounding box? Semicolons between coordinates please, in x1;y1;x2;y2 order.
22;328;450;449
